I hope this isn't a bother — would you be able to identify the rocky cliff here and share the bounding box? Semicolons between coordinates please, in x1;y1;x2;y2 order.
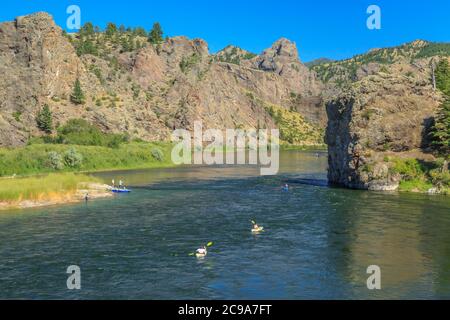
325;59;443;190
0;12;325;147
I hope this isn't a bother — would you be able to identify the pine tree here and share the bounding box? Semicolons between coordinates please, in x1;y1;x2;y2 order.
148;22;163;45
431;98;450;154
70;79;86;105
436;59;450;96
36;104;53;133
431;59;450;154
105;22;117;37
80;22;95;37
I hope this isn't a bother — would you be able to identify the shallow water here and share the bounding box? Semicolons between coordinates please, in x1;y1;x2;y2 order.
0;150;449;299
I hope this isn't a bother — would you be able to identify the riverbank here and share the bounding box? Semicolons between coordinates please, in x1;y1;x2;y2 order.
0;142;175;178
0;173;112;211
388;155;449;195
0;140;329;178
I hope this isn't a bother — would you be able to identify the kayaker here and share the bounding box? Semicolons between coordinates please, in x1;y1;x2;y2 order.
251;222;264;233
283;183;289;191
119;180;124;189
196;246;207;257
112;179;115;188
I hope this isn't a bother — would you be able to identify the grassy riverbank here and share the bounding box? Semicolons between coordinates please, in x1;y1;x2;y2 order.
0;142;175;177
388;157;450;194
0;173;100;202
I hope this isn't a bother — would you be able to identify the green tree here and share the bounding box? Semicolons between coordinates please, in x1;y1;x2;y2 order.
133;27;147;37
436;59;450;95
80;22;95;37
70;79;86;105
431;98;450;154
36;104;53;133
148;22;163;45
431;59;450;154
105;22;117;37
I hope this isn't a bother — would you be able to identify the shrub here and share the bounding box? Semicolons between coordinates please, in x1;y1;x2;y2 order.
107;134;129;149
57;119;104;146
47;151;64;170
429;168;450;187
56;119;129;148
391;158;426;179
151;148;164;162
13;111;22;122
180;53;200;73
64;148;83;168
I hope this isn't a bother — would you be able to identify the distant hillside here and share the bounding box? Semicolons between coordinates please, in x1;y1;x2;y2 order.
305;58;334;68
310;40;450;86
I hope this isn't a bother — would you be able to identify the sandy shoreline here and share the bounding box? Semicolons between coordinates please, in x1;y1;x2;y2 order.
0;183;113;211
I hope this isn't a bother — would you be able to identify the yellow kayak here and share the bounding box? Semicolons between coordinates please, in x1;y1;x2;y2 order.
251;227;264;233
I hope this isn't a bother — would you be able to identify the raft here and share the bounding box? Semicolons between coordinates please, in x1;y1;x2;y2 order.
111;188;131;193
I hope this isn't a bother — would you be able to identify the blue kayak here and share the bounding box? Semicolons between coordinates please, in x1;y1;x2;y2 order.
111;188;131;193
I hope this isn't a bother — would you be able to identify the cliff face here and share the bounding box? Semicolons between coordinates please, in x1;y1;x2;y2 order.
326;62;442;190
0;13;83;145
0;12;325;147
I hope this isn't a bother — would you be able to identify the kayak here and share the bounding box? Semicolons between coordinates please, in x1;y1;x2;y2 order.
111;188;131;193
252;227;264;233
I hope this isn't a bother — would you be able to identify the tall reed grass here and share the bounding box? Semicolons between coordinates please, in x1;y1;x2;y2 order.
0;173;99;202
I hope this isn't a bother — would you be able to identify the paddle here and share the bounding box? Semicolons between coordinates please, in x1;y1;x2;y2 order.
251;220;265;232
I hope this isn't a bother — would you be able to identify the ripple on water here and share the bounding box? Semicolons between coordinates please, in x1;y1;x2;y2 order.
0;151;449;299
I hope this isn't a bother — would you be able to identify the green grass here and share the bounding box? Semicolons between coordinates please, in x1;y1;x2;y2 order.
0;142;175;177
398;179;433;193
388;157;449;194
0;173;99;202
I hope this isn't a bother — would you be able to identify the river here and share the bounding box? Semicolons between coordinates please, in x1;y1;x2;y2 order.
0;150;449;299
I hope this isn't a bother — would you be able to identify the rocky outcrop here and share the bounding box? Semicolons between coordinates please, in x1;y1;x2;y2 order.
0;12;83;145
326;67;441;190
0;12;325;147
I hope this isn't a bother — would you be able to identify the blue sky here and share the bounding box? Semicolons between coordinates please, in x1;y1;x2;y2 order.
1;0;449;62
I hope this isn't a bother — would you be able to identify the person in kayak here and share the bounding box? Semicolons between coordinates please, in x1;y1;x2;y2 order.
252;221;264;233
196;246;207;257
283;184;289;191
